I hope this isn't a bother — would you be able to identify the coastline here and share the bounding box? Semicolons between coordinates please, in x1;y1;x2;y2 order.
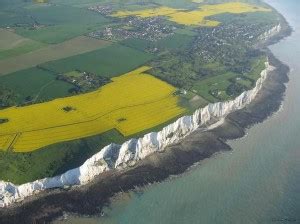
0;6;293;224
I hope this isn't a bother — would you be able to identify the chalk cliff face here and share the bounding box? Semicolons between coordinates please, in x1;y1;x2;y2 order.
0;61;275;207
259;24;282;41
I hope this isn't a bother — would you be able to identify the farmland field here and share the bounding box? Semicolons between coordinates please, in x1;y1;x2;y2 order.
40;44;153;77
0;129;124;184
192;72;239;102
0;29;41;50
112;2;270;26
0;67;185;152
0;36;110;75
0;67;74;104
0;29;45;60
3;4;110;44
15;24;106;45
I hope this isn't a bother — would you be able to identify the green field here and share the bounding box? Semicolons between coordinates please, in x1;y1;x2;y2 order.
212;10;278;27
40;44;154;77
247;56;267;80
65;70;82;77
0;67;74;104
0;129;124;184
0;40;45;60
0;29;34;50
26;4;108;43
192;57;267;102
0;10;33;28
193;72;238;102
156;33;195;50
0;36;110;75
174;27;197;36
16;23;107;45
0;29;46;60
120;38;154;52
1;3;110;44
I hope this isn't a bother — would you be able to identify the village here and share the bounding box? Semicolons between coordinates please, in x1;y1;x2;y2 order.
88;16;176;42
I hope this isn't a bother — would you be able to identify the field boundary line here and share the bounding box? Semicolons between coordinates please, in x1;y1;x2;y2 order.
6;132;21;152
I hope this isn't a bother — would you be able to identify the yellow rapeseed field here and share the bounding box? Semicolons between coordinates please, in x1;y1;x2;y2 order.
0;67;185;152
112;2;271;26
112;6;179;18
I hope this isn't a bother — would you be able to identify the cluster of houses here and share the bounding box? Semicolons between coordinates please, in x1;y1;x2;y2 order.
88;16;176;42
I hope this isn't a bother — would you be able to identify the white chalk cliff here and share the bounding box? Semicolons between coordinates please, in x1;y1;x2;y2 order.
259;23;281;41
0;61;275;208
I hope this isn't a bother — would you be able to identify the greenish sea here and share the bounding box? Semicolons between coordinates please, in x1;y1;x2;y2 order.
56;0;300;223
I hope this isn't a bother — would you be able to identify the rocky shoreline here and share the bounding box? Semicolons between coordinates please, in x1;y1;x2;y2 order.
0;8;293;224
